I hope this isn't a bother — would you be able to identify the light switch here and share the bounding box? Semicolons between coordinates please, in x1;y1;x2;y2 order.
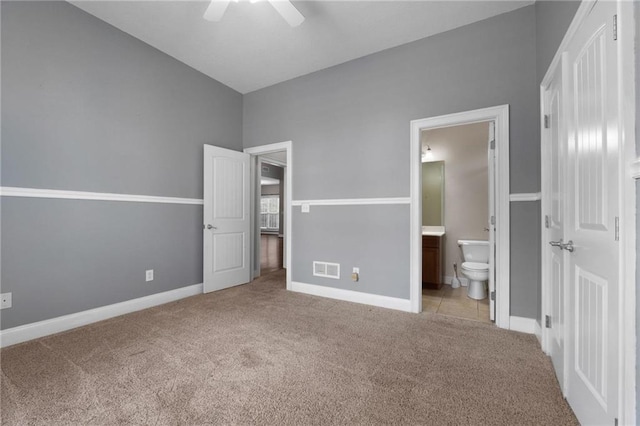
301;203;310;213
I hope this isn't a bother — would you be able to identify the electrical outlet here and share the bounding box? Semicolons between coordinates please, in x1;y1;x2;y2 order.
1;293;12;309
145;270;154;282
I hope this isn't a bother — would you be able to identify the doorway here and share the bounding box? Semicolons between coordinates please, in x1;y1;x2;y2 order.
244;141;293;291
420;121;493;323
410;105;510;329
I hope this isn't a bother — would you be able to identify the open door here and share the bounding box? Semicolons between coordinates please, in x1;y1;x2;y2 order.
487;121;496;322
203;145;251;293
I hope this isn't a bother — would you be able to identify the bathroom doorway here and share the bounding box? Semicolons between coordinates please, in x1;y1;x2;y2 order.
409;105;510;329
420;122;492;323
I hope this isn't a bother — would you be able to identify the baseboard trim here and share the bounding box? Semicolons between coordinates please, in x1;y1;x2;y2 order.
0;283;203;348
534;320;542;345
509;316;537;334
443;275;469;287
0;186;204;205
291;281;412;312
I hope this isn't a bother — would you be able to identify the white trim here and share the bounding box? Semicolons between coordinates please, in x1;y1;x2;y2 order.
630;158;640;180
509;192;541;202
618;2;636;424
509;316;537;335
291;281;412;312
244;141;293;292
410;105;510;329
0;283;203;348
292;197;410;207
0;186;203;205
534;320;542;345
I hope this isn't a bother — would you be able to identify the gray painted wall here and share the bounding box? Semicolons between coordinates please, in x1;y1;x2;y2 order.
292;205;410;299
244;6;542;313
2;1;242;199
1;1;243;329
535;1;581;84
533;0;579;323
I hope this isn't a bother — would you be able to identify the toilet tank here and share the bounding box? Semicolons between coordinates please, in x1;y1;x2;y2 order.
457;240;489;263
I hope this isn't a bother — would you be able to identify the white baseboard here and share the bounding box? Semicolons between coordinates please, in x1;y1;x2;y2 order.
509;316;537;335
534;320;542;345
0;283;203;348
443;275;469;287
291;281;412;312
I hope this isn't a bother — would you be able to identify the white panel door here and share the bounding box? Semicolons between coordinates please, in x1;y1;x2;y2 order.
203;145;251;293
565;2;619;424
487;121;496;322
544;59;568;392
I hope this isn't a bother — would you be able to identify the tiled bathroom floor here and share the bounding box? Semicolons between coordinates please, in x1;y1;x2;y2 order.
423;285;491;323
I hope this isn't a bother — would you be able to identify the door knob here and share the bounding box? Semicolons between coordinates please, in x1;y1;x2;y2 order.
560;240;574;252
206;224;217;230
549;239;563;248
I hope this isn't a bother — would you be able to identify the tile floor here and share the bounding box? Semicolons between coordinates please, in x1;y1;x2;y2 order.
423;285;491;323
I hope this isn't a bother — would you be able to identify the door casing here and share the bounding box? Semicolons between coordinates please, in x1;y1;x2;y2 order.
409;105;510;328
244;141;293;291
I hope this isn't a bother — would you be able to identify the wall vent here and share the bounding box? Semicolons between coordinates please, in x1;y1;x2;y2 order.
313;261;340;279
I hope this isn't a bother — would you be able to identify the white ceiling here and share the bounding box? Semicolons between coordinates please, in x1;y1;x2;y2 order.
70;1;533;94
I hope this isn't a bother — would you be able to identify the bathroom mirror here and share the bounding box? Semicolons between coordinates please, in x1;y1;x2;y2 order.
421;161;444;226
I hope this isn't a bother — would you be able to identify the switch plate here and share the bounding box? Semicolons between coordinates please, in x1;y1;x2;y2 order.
301;203;310;213
352;267;359;274
1;293;12;309
145;270;154;282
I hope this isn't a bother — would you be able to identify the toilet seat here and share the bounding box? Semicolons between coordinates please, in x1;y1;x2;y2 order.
461;261;489;271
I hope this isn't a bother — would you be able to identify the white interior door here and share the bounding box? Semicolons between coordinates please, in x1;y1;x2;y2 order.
203;145;251;293
565;2;619;423
487;121;496;322
545;60;568;393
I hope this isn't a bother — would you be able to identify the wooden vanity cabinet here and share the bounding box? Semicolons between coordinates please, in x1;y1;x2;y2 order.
422;235;443;290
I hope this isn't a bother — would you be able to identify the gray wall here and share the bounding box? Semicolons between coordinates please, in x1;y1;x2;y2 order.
535;1;581;84
1;1;242;329
244;6;541;311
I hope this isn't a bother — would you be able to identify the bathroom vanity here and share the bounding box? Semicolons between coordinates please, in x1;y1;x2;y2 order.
422;227;444;290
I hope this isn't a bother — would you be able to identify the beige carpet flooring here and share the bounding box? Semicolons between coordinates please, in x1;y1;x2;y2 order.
1;270;577;425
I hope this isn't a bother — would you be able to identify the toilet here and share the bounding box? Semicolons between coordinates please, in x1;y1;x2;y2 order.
457;240;490;300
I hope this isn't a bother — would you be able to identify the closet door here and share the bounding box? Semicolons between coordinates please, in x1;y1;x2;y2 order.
565;1;620;424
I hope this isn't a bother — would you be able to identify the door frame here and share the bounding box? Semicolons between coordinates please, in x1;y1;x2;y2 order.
244;141;292;291
410;105;510;328
539;1;636;423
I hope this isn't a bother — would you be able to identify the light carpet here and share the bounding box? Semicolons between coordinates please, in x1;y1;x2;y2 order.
1;270;577;425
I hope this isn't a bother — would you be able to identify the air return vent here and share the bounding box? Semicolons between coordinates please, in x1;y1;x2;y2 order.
313;261;340;279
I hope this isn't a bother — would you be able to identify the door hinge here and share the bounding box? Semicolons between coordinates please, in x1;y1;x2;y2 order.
544;115;550;129
545;315;552;328
614;217;619;241
544;215;550;229
490;139;495;150
613;15;617;41
490;291;495;301
490;216;496;225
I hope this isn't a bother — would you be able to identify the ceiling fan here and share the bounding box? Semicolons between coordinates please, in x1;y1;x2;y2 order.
203;0;305;27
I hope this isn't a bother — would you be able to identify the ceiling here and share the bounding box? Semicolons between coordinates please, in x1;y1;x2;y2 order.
70;1;533;94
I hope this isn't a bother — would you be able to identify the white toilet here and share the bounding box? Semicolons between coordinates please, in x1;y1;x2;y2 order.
457;240;490;300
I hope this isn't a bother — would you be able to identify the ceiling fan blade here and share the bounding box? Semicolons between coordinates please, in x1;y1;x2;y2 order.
203;0;231;22
267;0;305;27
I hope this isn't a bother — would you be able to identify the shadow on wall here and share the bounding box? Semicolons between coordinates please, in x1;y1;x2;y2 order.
421;122;490;282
